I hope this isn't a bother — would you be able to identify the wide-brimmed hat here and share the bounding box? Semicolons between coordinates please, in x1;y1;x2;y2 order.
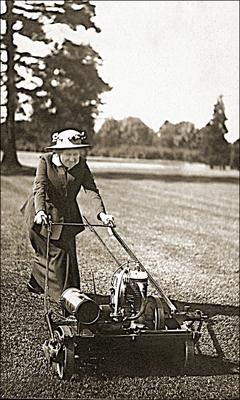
45;129;91;150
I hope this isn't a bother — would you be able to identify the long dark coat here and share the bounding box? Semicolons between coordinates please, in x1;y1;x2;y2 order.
21;153;106;300
21;153;106;239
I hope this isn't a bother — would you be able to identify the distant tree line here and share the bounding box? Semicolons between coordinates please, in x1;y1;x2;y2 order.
1;93;239;169
92;96;239;169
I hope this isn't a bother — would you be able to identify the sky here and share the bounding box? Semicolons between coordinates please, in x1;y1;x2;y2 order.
1;1;239;142
69;0;239;143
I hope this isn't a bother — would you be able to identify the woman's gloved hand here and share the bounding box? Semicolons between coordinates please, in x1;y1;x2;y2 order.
99;212;115;227
34;210;48;225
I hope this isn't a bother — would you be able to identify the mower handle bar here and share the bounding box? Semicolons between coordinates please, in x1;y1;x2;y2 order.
45;217;177;314
46;221;116;228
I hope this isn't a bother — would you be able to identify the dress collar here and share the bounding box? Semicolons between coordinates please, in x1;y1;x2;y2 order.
52;153;62;167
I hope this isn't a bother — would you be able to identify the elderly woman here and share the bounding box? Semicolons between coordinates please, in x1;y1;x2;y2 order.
21;129;114;301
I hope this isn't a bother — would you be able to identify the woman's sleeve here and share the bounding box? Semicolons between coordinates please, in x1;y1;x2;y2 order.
83;162;106;218
33;156;48;213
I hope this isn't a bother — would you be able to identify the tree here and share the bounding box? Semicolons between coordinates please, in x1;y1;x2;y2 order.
158;120;201;150
96;117;155;147
95;118;121;147
174;122;201;149
1;0;100;169
158;121;176;148
119;117;155;145
229;139;240;170
200;95;230;168
29;40;111;147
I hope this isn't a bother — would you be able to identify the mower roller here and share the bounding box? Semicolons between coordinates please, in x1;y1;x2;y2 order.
42;217;209;380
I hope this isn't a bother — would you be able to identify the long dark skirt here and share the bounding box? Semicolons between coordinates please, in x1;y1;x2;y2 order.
29;229;80;301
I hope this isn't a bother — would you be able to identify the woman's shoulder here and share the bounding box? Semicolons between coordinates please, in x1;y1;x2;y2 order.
38;152;53;163
83;158;91;168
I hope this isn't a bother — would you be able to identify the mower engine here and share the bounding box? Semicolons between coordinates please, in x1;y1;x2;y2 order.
110;262;148;326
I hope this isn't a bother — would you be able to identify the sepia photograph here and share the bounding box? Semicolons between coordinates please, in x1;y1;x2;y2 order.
1;1;239;399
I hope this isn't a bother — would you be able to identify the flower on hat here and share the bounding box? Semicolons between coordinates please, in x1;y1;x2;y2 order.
69;131;87;145
52;132;59;143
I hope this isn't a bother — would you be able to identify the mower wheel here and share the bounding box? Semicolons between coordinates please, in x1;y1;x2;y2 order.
145;296;165;330
168;336;195;374
183;337;195;373
53;326;75;380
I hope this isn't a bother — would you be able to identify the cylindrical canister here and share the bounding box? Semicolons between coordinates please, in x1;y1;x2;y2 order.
60;288;100;324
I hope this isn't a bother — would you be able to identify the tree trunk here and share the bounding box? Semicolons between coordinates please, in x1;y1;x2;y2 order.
2;0;21;169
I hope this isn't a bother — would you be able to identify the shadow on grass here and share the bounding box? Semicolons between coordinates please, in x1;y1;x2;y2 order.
0;164;36;176
94;171;239;184
72;353;239;379
92;295;239;318
172;299;239;318
1;163;238;184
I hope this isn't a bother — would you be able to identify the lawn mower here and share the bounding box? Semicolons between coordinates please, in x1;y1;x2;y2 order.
42;217;209;380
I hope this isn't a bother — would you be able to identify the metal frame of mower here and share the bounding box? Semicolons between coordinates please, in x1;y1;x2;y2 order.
42;217;209;380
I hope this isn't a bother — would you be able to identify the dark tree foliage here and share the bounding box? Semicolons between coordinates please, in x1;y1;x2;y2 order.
29;40;111;148
199;95;230;168
95;118;121;147
120;117;155;145
158;121;176;148
158;120;200;149
1;0;101;168
96;117;155;147
229;139;239;170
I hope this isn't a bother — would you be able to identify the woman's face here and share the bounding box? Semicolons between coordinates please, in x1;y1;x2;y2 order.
58;148;87;169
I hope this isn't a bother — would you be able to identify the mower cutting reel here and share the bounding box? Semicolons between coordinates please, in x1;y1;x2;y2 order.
53;326;75;380
42;219;208;379
184;337;195;371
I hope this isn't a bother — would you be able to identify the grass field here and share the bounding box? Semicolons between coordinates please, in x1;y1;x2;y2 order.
1;160;239;399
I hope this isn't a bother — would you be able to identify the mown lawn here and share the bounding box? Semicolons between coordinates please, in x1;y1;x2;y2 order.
1;164;239;400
